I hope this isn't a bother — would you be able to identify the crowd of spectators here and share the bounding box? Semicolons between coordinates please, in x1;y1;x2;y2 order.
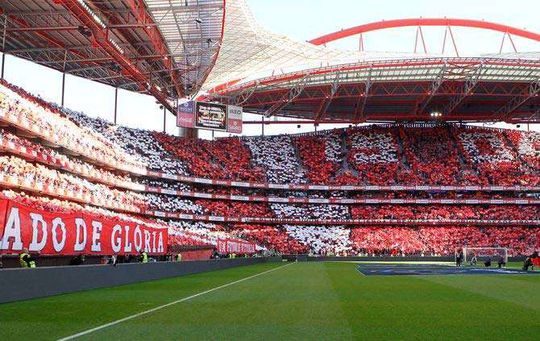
350;204;540;221
505;129;540;170
0;155;146;212
231;224;308;254
244;135;306;183
455;127;540;186
2;80;539;188
154;133;265;182
204;224;539;257
146;194;203;214
351;226;540;256
347;127;402;185
0;128;142;191
198;199;274;218
399;126;463;185
62;109;189;175
284;225;352;255
295;133;342;184
0;81;144;172
270;203;350;220
166;220;242;247
0;80;539;256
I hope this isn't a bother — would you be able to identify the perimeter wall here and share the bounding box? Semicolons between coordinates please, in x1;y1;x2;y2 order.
0;257;282;304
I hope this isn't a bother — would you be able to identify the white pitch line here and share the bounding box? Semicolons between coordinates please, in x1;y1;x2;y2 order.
58;262;293;341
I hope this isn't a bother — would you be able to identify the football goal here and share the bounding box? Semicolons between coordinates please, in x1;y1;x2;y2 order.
455;247;508;267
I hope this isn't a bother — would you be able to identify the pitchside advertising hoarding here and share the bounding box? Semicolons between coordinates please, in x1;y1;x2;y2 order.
216;239;256;254
177;100;243;134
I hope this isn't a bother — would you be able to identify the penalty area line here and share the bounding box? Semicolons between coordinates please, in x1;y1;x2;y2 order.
57;262;293;341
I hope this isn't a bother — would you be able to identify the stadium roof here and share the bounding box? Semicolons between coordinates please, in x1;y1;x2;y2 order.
0;0;224;111
202;1;540;123
1;0;539;122
201;0;436;93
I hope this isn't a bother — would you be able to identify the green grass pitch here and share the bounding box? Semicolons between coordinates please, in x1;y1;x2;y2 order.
1;262;539;340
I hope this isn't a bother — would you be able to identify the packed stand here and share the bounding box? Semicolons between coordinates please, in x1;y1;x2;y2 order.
270;203;350;220
231;224;308;254
347;127;419;185
399;125;465;185
62;109;189;175
284;225;353;255
0;128;143;191
294;132;343;184
244;135;306;183
0;156;146;212
504;129;540;171
351;226;540;256
0;81;144;172
454;126;540;186
154;133;265;181
350;204;540;222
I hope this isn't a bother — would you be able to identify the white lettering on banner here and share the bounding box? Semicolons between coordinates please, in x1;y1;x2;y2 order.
1;207;23;250
29;213;47;251
157;232;164;253
74;218;87;252
91;221;102;252
111;225;122;253
123;226;132;253
52;217;67;252
152;231;157;253
134;226;142;252
144;230;151;253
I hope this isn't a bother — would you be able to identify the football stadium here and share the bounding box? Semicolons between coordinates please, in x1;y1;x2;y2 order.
0;0;539;339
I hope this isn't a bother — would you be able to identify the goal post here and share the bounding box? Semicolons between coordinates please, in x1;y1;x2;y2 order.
457;247;508;266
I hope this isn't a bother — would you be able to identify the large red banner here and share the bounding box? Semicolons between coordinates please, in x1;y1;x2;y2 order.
217;239;256;254
0;199;168;256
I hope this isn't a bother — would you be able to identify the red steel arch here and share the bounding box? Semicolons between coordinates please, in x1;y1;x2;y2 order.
309;18;540;45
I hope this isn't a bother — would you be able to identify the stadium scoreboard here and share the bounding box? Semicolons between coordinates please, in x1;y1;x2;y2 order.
177;101;243;133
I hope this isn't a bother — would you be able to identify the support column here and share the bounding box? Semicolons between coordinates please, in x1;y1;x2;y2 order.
61;73;66;107
113;87;118;124
61;49;67;107
163;106;166;133
261;116;265;137
1;53;5;80
1;16;6;80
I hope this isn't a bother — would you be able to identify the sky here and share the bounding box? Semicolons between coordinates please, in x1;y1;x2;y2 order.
1;0;539;138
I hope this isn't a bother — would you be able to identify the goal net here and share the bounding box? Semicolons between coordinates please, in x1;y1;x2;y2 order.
456;247;508;267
